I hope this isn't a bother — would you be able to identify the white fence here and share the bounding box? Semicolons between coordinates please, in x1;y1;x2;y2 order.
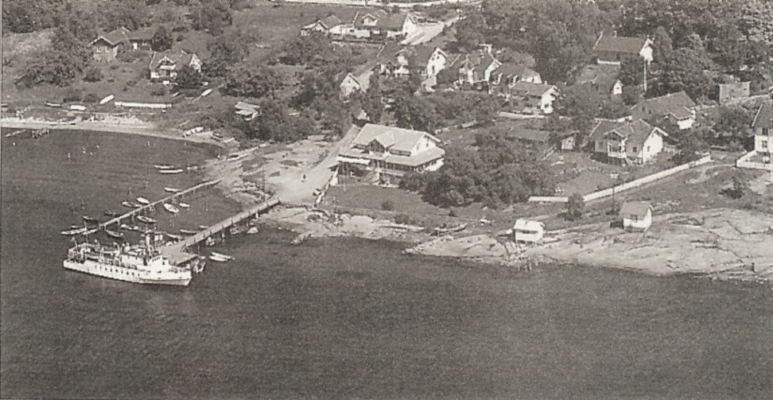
114;101;172;109
528;155;713;203
736;151;772;171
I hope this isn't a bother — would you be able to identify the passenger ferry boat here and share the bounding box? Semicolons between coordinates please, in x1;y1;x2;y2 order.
63;236;192;286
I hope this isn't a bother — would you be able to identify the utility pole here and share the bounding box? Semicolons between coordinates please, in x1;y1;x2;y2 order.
643;59;647;93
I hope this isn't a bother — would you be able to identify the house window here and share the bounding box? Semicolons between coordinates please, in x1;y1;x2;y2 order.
632;146;638;153
763;140;769;150
764;128;770;136
647;146;651;151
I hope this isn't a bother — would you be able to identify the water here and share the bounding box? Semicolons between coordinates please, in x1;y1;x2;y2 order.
2;130;773;399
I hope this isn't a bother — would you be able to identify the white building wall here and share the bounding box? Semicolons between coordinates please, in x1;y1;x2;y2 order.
623;211;652;230
756;134;771;153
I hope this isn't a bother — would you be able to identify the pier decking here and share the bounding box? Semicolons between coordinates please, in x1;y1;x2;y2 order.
100;180;220;228
175;197;280;249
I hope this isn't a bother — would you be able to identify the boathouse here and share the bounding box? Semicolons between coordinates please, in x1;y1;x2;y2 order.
620;201;652;231
513;219;544;243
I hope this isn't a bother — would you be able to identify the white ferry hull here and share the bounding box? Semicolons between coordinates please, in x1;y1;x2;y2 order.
63;260;191;286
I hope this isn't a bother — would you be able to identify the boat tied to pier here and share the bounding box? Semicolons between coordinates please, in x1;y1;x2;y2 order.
159;169;184;175
163;203;179;214
136;215;156;224
164;187;181;193
63;236;193;286
136;197;150;205
83;215;99;224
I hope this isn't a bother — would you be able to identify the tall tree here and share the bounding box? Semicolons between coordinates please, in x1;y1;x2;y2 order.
222;65;283;99
151;26;173;52
192;0;233;35
174;65;203;90
204;33;250;78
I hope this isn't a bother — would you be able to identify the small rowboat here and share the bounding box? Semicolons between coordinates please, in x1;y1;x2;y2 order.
121;201;135;208
62;227;87;236
136;197;150;205
105;229;124;239
128;225;141;232
104;210;119;217
164;187;181;193
198;225;209;230
179;202;190;209
211;252;233;261
180;228;197;235
83;216;99;223
159;169;184;175
209;254;230;262
120;224;131;230
154;164;175;170
163;203;179;214
137;215;156;224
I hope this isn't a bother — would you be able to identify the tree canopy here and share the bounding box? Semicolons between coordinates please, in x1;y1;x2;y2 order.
222;65;283;99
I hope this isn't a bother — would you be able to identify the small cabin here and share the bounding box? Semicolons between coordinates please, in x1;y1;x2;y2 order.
513;219;545;243
620;201;652;231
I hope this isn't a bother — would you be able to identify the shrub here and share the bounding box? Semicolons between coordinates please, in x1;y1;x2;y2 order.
150;87;167;96
394;214;413;225
62;88;83;103
126;79;138;87
83;67;103;82
176;34;185;42
381;200;395;211
83;93;100;103
565;193;585;221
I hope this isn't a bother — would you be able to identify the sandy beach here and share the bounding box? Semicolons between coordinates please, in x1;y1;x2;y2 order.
1;116;223;146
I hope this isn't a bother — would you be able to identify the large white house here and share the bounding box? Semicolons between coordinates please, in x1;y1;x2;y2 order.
591;119;668;165
505;82;559;115
148;51;202;83
375;44;448;80
512;219;545;243
338;124;445;182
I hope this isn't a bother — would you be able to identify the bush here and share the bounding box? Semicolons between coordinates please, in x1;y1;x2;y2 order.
126;79;138;87
83;93;100;103
62;88;83;103
176;34;185;42
381;200;395;211
150;87;167;96
565;193;585;221
394;214;413;225
117;49;147;63
83;67;103;82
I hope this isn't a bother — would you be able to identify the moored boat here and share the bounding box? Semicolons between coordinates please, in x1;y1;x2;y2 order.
180;229;197;235
159;169;184;175
211;252;233;261
83;228;99;236
209;254;230;262
62;226;88;236
164;187;181;193
154;164;175;170
83;216;99;224
63;238;192;286
104;210;119;217
136;215;156;224
105;228;124;239
163;203;179;214
198;225;209;230
179;202;190;209
121;201;135;208
136;197;150;205
165;232;183;241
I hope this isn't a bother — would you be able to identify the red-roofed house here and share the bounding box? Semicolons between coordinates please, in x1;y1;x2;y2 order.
591;119;668;165
337;123;445;182
751;103;773;154
593;34;653;65
148;51;202;83
631;91;697;130
505;82;559;115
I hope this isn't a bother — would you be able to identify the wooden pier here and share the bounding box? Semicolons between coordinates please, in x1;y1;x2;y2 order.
100;180;221;228
174;197;280;250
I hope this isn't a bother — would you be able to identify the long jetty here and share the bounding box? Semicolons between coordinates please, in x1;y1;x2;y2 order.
100;180;221;228
173;196;280;251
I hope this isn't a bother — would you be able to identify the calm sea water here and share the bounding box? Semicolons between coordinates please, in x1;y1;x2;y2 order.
2;130;773;399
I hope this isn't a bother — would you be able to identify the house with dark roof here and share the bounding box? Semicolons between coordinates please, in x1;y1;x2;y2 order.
448;48;502;89
352;11;418;41
575;64;623;96
590;119;668;165
751;103;773;154
630;91;697;130
620;201;653;231
301;14;345;36
375;44;447;79
234;101;260;121
337;123;445;182
340;73;366;99
490;63;542;87
717;82;750;105
148;51;202;83
593;33;653;65
90;27;154;62
505;82;559;115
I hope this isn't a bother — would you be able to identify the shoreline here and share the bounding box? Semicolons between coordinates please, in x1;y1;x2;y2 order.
1;117;225;147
